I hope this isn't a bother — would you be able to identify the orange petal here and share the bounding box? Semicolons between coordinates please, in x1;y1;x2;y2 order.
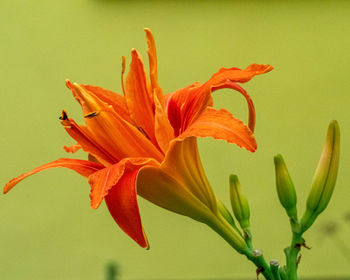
167;82;202;136
144;28;161;96
144;28;173;151
124;49;156;144
154;92;174;153
105;170;149;248
166;64;272;135
138;166;213;224
205;64;273;88
81;84;132;123
67;84;164;162
61;111;118;165
211;81;255;132
161;137;217;211
88;157;158;209
138;137;217;222
3;158;104;194
179;107;257;152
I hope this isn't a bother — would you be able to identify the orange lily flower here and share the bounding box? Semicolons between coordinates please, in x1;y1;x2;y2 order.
4;29;272;250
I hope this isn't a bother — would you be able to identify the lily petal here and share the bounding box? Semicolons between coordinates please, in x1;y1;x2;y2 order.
125;49;156;144
154;92;174;153
61;111;118;165
138;167;214;224
3;158;104;194
206;64;274;87
144;28;161;96
67;83;164;162
167;64;273;135
88;157;158;209
179;107;257;152
144;28;174;152
167;82;202;136
81;84;132;123
105;170;149;248
138;137;217;223
211;81;255;132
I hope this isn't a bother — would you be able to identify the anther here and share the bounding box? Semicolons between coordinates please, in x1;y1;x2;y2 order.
59;110;69;121
84;111;99;118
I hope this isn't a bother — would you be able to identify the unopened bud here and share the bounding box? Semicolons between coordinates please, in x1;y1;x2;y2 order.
217;200;237;228
301;121;340;233
229;175;250;230
274;154;298;220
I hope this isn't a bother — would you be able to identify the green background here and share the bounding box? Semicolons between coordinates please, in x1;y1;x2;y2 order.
0;0;349;279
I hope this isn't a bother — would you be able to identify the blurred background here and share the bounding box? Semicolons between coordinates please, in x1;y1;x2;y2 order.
0;0;349;279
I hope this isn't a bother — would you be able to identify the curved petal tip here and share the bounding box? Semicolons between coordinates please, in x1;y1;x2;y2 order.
246;64;273;75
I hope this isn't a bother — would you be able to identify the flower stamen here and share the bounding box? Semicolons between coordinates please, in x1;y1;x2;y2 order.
121;56;126;96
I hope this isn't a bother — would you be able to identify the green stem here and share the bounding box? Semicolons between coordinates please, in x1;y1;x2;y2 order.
244;228;253;250
270;260;281;280
206;213;273;280
279;267;287;280
246;250;274;280
285;219;304;280
206;212;250;255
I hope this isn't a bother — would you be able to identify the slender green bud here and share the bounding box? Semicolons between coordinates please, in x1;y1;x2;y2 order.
229;175;250;230
301;121;340;233
217;200;237;228
274;154;298;221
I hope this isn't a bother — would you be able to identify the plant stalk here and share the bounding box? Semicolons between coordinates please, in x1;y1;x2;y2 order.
206;212;273;280
285;219;304;280
246;250;274;280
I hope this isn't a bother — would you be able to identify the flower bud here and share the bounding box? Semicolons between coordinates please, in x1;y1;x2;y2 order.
229;175;250;230
274;154;298;220
301;121;340;233
217;200;237;228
